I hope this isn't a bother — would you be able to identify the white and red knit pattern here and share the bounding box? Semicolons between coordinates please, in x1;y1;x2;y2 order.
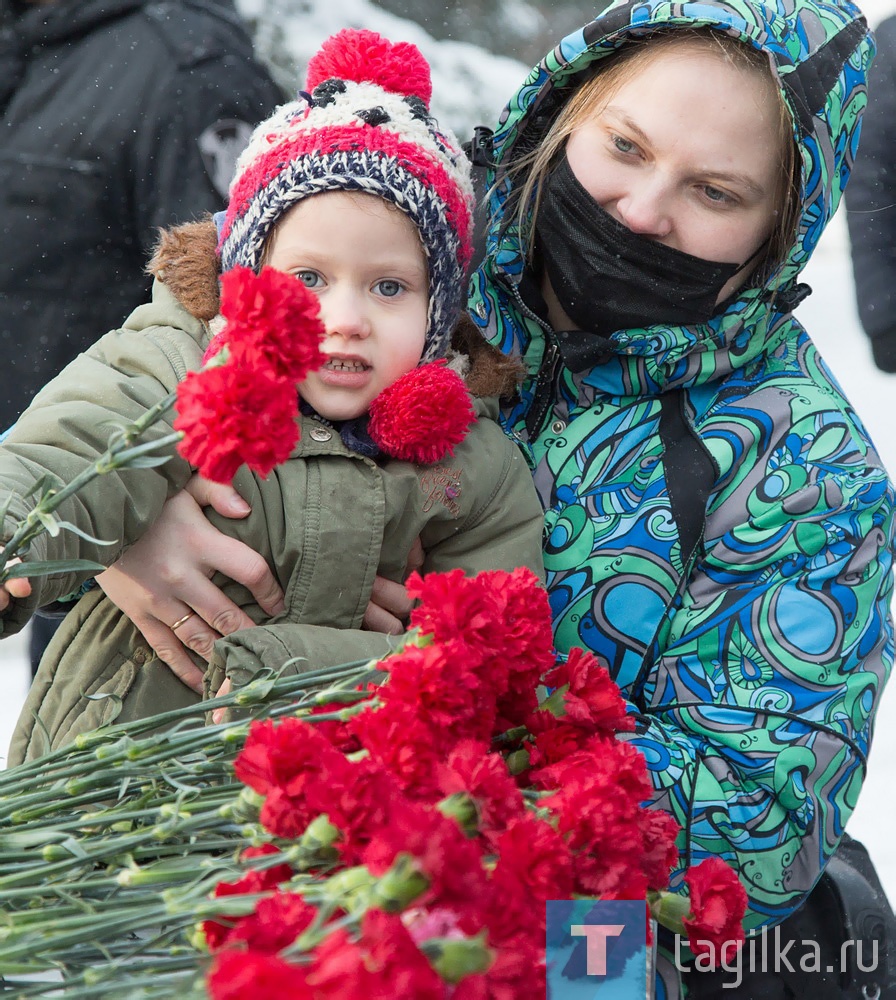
218;29;475;364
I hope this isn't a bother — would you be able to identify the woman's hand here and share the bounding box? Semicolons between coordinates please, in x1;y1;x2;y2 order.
97;476;285;692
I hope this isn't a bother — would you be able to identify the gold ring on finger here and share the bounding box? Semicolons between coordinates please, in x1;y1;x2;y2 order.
170;613;195;632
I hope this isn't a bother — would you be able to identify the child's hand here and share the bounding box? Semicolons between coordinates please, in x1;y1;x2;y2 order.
0;560;32;612
362;537;423;634
211;678;232;724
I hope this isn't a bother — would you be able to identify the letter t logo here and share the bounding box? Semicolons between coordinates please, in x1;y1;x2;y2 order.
570;924;625;975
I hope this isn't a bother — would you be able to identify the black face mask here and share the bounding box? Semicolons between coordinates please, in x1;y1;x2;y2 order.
535;153;747;358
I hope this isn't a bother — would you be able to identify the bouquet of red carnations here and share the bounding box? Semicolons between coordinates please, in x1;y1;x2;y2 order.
197;567;746;1000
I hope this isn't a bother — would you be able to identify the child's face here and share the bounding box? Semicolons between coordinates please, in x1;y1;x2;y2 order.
563;44;783;306
266;191;429;422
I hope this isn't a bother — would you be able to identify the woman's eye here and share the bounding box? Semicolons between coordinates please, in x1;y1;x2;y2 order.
375;279;404;298
702;185;735;206
612;134;637;155
296;270;322;288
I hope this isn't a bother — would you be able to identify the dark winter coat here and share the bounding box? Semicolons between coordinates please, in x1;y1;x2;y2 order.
3;220;546;765
846;14;896;372
468;0;893;960
0;0;283;426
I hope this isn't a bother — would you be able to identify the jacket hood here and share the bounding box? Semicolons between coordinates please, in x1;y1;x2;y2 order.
0;1;236;111
472;0;874;394
1;0;238;52
2;0;145;45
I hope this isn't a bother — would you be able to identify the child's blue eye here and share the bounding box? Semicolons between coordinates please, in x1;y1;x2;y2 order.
296;270;322;288
376;280;403;297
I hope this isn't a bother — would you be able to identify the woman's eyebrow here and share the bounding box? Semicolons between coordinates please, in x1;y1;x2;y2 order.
602;107;767;196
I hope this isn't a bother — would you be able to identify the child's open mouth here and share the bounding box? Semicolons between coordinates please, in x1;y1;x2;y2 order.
323;358;371;372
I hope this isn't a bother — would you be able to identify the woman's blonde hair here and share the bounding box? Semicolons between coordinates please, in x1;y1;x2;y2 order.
511;29;800;277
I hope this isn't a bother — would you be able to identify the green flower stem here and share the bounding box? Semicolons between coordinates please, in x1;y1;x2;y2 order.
0;662;382;799
5;962;208;1000
0;391;180;573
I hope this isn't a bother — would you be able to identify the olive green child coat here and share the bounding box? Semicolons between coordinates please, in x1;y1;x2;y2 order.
4;222;545;765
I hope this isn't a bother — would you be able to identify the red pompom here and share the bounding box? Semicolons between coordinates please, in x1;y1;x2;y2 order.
305;28;432;108
368;361;475;465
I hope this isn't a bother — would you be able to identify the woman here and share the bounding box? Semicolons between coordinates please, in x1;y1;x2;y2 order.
94;0;894;992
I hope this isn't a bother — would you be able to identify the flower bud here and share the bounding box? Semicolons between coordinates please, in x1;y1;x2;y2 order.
369;853;429;913
436;792;478;835
218;786;264;823
420;931;494;983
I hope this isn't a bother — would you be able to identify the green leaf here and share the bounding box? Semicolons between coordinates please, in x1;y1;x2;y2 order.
53;521;117;546
36;510;61;537
117;454;177;470
3;559;107;578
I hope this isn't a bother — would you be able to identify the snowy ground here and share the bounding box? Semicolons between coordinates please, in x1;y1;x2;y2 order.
0;208;893;904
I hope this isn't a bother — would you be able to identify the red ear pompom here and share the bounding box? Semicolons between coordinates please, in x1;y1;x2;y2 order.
368;361;475;465
305;28;432;108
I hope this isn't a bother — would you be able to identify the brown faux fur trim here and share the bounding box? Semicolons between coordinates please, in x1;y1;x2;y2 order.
450;313;526;400
148;219;525;398
147;216;221;321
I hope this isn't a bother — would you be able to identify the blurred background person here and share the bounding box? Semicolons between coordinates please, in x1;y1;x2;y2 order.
0;0;283;673
846;12;896;373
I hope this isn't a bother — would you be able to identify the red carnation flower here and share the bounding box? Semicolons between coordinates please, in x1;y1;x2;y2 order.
407;566;555;688
542;647;635;736
380;641;496;748
234;718;350;838
207;949;312;1000
349;699;444;800
318;757;406;865
220;266;326;383
368;361;475;465
224;890;318;954
203;863;294;951
361;800;490;912
307;910;445;998
640;809;681;892
538;742;654;897
175;363;298;482
491;815;575;903
435;740;526;842
526;717;592;769
682;857;747;962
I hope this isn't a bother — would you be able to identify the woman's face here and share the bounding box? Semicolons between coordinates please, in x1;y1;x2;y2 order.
564;44;784;307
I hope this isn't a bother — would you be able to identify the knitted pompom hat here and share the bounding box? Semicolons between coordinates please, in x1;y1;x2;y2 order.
218;28;475;364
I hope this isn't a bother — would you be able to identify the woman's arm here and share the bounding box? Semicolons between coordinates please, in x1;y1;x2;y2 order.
629;461;895;929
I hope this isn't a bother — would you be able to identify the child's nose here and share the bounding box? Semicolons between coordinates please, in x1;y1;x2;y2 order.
322;289;372;340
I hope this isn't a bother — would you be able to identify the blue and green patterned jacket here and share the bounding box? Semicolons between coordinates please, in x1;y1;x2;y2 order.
468;0;894;933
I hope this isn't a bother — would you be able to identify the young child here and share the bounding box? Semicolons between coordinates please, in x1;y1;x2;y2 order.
1;29;545;764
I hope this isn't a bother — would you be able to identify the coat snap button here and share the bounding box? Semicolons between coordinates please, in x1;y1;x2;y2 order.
551;420;566;434
310;426;332;442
